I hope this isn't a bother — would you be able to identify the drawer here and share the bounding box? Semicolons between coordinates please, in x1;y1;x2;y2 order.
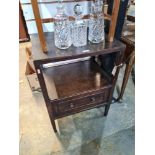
53;89;110;115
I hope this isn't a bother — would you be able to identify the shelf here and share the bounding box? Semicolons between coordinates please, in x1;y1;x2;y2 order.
31;32;125;63
43;59;112;100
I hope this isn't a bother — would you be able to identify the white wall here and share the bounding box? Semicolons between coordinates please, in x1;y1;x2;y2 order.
20;0;91;34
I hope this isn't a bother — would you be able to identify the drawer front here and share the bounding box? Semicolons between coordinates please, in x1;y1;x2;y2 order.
53;89;110;115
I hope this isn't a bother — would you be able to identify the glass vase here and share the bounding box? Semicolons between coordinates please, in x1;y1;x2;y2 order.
88;0;105;43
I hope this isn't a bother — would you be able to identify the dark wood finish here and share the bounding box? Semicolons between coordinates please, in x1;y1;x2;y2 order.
31;32;125;63
34;61;58;132
117;53;134;102
117;36;135;102
121;36;135;63
19;2;30;42
113;1;135;101
28;0;125;132
104;47;124;115
43;59;112;99
53;88;110;118
32;32;125;132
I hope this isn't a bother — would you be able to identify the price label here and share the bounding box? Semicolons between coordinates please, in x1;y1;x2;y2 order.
112;63;123;75
112;66;117;75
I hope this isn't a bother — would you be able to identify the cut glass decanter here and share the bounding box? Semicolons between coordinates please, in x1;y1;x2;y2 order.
54;0;72;49
88;0;105;43
72;4;87;47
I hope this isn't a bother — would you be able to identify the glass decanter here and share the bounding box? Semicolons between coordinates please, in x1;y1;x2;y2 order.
54;0;72;49
72;4;87;47
88;0;105;43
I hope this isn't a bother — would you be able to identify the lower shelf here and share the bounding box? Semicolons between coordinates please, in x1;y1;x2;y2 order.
43;59;112;100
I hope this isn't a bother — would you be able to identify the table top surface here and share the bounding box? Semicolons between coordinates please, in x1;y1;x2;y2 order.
31;32;125;63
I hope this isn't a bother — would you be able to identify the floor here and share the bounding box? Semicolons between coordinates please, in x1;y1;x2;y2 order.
19;42;135;155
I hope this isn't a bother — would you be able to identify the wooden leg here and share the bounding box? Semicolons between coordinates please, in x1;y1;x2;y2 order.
104;50;125;116
34;62;57;132
48;106;57;133
131;65;135;85
50;118;57;133
117;56;135;102
104;104;111;116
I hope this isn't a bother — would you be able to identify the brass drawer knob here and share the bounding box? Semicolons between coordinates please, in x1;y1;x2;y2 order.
70;103;74;108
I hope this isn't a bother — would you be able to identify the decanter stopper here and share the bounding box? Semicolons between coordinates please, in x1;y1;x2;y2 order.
74;4;83;17
72;4;87;47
